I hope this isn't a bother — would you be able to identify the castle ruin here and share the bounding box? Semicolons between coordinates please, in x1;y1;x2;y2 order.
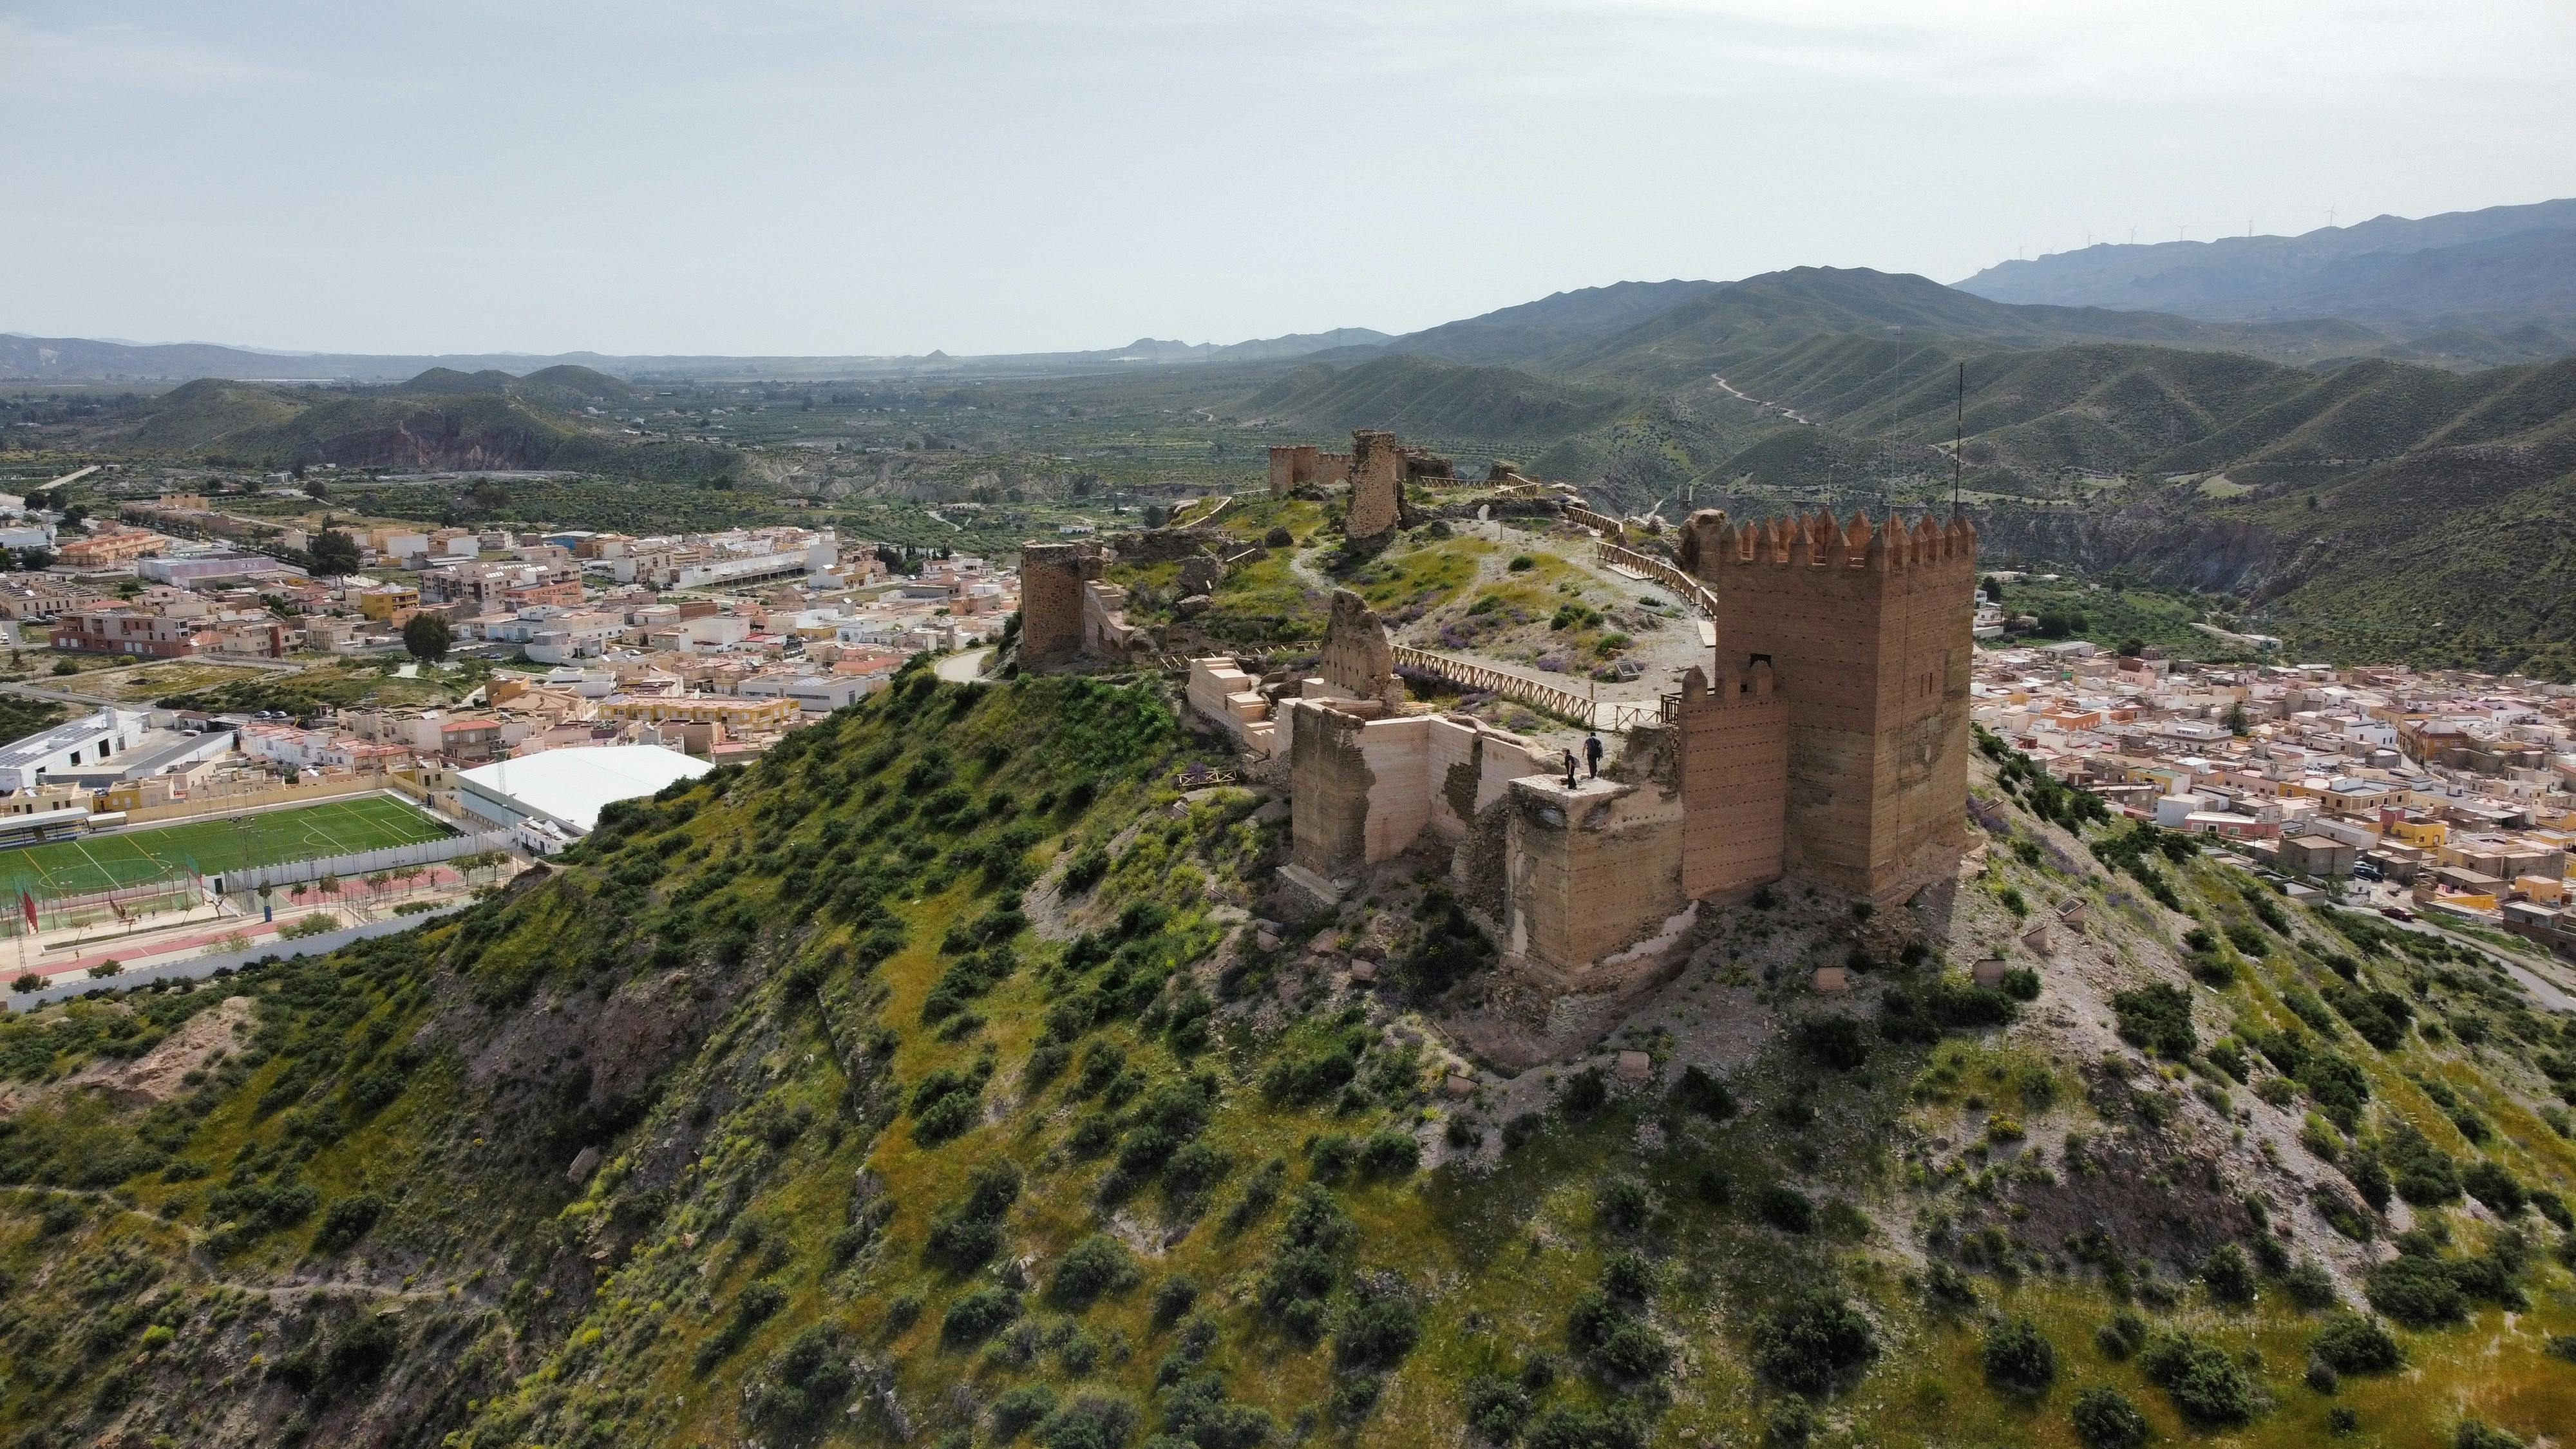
1016;540;1150;667
1227;506;1976;1010
1266;428;1456;544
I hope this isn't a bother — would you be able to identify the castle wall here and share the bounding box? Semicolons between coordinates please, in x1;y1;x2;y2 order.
1679;661;1790;899
1504;773;1685;980
1017;542;1098;665
1285;703;1434;876
1268;444;1329;496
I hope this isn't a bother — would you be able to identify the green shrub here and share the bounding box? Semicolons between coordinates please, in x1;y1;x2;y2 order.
1797;1014;1869;1070
1750;1288;1876;1395
2112;983;2196;1057
746;1321;857;1426
311;1193;383;1255
2070;1386;2152;1449
2461;1159;2526;1217
2138;1329;2258;1425
1463;1373;1533;1443
2199;1242;2256;1306
1034;1392;1139;1449
1049;1233;1137;1309
990;1382;1058;1439
1756;1184;1814;1234
1598;1176;1651;1233
1333;1276;1421;1371
1982;1316;2057;1397
2309;1312;2402;1375
2454;1421;2527;1449
1674;1064;1737;1119
942;1286;1022;1345
2281;1258;2339;1309
1357;1128;1421;1179
2093;1309;2146;1361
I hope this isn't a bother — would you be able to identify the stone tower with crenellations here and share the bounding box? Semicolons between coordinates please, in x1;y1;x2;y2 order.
1676;507;1978;904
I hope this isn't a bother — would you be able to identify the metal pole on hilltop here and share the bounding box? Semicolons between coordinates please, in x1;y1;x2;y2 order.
1953;363;1965;515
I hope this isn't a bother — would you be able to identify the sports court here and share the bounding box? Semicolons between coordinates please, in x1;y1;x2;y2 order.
0;795;455;899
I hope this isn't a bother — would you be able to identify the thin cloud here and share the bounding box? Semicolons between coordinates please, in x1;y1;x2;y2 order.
0;19;302;99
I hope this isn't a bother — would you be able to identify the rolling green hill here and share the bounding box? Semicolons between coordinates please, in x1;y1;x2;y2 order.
95;371;733;480
2;671;2573;1448
1246;354;1633;445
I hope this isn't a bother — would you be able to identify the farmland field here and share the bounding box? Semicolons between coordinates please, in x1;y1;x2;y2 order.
0;795;453;899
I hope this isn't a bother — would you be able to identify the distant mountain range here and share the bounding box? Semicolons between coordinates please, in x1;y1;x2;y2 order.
0;328;1397;386
1955;197;2576;320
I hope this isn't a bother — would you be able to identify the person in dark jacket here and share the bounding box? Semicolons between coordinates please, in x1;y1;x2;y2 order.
1584;731;1604;779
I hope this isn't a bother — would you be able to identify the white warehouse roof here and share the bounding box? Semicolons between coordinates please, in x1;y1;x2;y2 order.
458;744;709;834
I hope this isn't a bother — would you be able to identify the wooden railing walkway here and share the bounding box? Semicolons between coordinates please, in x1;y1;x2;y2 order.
1168;495;1233;529
1562;504;1625;537
1595;541;1718;618
1392;643;1667;732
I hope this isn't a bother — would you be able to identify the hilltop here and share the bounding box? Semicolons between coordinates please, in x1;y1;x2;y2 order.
1;667;2571;1448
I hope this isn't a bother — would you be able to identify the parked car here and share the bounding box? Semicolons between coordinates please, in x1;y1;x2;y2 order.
2379;905;2414;922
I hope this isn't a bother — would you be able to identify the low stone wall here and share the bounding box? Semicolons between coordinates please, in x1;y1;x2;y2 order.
5;902;472;1012
119;773;392;826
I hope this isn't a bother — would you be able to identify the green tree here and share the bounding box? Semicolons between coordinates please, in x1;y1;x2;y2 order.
404;612;453;663
310;529;362;575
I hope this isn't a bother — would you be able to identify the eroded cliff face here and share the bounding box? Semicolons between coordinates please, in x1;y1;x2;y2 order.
1974;497;2290;595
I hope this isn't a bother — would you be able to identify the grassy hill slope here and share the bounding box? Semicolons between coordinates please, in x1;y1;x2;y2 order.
3;673;2573;1448
97;373;733;480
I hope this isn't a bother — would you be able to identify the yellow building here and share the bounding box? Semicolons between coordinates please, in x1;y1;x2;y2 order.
358;585;421;621
2389;817;2448;849
596;693;797;731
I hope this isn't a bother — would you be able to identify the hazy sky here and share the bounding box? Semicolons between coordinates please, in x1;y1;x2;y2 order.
5;1;2571;356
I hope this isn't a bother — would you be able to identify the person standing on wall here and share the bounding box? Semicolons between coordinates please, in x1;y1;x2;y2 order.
1584;730;1604;779
1562;748;1578;790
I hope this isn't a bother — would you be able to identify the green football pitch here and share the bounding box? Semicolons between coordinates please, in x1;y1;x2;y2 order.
0;795;455;900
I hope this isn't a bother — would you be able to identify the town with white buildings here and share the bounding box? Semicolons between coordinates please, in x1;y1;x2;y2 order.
1973;638;2576;961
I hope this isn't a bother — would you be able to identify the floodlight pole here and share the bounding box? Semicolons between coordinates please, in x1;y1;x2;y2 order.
1953;363;1964;513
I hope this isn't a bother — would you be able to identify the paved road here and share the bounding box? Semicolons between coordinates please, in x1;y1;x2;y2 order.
934;648;992;683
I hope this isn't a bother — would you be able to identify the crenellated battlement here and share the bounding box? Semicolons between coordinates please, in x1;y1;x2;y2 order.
1683;508;1977;574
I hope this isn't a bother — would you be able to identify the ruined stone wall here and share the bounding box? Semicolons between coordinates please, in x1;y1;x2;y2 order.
1017;542;1100;665
1318;589;1405;708
1427;716;1556;844
1678;660;1789;900
1285;702;1435;877
1504;773;1685;980
1347;429;1405;540
1081;580;1148;659
1685;508;1976;901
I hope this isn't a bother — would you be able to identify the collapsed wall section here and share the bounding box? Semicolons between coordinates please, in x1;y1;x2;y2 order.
1504;771;1687;985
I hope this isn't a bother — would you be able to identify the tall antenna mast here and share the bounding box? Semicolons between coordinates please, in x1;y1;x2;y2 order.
1953;362;1964;513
